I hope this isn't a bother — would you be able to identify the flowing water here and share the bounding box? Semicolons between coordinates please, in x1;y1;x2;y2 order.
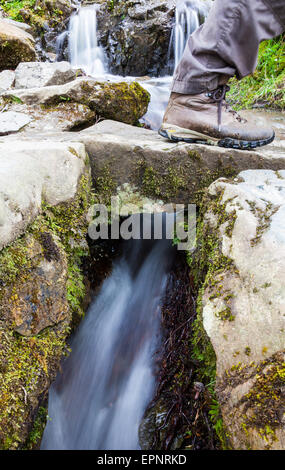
41;235;176;450
65;0;208;130
169;1;200;71
68;4;106;76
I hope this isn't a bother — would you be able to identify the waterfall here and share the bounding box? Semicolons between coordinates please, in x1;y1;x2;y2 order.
68;4;106;76
169;1;200;72
41;231;176;450
64;1;207;130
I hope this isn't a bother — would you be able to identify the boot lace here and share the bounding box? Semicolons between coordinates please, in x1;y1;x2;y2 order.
207;85;245;131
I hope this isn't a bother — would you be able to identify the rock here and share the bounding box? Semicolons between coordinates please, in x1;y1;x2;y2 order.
2;101;96;133
97;0;176;76
76;119;285;204
0;141;87;250
1;18;33;34
45;0;73;18
0;19;36;71
0;156;92;449
0;111;31;135
14;0;74;62
0;70;15;93
1;114;284;204
7;102;96;134
1;234;69;336
3;78;150;125
96;0;211;76
14;61;78;89
199;169;285;449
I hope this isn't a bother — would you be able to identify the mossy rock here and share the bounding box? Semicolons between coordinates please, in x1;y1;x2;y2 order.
0;170;94;449
0;19;36;71
85;80;151;125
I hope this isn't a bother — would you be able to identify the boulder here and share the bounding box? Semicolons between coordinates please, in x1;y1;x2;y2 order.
3;78;150;125
77;119;285;204
0;19;36;71
14;61;78;89
0;70;15;93
96;0;211;76
0;141;87;250
198;169;285;449
0;111;32;135
1;18;33;34
2;101;96;133
44;0;74;18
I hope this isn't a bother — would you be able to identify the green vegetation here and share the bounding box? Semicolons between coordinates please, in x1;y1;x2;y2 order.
229;35;285;110
0;0;69;30
186;184;240;449
0;0;36;22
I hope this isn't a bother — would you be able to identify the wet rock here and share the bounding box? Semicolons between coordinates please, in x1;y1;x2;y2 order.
0;70;15;93
0;19;36;71
96;0;211;76
0;111;31;135
139;399;168;449
199;169;285;449
1;234;69;336
97;0;176;76
3;78;150;125
14;61;77;89
0;141;87;250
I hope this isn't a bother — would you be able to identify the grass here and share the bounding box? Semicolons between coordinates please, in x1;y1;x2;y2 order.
228;35;285;110
0;0;37;22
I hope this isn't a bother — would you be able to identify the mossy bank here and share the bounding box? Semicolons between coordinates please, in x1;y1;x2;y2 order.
0;169;94;449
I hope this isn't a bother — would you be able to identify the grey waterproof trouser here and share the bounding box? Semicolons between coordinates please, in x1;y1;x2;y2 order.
172;0;285;94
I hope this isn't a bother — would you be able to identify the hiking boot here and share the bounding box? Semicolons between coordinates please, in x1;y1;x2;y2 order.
159;85;275;150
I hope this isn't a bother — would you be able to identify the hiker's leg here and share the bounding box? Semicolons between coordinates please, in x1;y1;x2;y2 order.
172;0;285;95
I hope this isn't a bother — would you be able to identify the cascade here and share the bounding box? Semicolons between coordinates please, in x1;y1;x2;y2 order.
41;231;176;449
68;4;106;76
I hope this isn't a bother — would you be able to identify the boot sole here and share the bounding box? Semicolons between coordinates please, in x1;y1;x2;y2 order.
158;124;275;150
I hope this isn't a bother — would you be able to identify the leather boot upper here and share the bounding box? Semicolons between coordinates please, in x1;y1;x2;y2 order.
163;88;274;142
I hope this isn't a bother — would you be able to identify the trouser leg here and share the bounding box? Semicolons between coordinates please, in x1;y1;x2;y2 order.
172;0;285;95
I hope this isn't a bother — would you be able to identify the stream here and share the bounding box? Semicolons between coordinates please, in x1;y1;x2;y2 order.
41;235;176;449
41;1;207;450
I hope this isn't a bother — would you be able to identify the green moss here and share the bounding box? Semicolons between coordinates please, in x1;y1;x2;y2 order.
94;163;117;205
39;170;94;320
136;159;188;201
186;182;242;448
24;406;47;449
249;201;279;246
228;35;285;110
240;353;285;448
0;0;68;30
0;324;70;449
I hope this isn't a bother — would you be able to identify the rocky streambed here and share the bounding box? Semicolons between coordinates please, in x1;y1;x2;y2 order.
0;2;284;451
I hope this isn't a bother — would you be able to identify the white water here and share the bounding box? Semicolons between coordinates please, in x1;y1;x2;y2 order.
41;237;175;450
66;1;206;130
170;1;200;71
68;4;106;76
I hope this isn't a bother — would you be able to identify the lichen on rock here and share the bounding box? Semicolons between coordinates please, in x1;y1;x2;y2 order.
189;169;285;450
